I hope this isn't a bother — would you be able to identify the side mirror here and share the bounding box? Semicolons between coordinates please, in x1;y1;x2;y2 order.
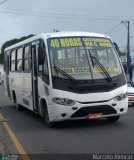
113;42;119;53
38;46;45;65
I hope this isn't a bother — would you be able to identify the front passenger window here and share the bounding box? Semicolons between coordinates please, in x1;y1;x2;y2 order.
38;40;50;85
43;55;49;85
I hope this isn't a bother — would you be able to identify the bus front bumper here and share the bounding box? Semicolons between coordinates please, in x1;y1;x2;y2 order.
48;98;128;122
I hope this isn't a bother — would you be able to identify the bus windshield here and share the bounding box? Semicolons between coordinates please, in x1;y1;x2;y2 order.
47;37;122;80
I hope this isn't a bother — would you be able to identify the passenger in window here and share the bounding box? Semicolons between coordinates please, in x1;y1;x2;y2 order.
17;60;22;72
80;54;88;66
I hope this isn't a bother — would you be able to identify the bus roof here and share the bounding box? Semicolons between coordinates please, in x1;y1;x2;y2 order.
45;31;109;38
5;31;110;51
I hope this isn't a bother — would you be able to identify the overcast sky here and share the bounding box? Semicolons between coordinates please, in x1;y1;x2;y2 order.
0;0;134;52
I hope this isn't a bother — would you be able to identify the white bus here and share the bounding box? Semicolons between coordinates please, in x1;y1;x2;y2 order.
4;32;128;126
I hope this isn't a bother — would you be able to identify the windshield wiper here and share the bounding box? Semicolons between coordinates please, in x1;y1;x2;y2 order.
52;57;78;84
53;66;78;82
88;49;112;82
52;58;77;82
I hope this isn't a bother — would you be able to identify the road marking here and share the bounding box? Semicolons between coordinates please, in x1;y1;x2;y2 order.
0;113;31;160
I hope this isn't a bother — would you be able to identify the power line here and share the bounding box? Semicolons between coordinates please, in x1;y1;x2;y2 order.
0;7;134;21
105;23;122;34
2;7;134;20
2;7;93;17
0;0;7;5
0;10;134;21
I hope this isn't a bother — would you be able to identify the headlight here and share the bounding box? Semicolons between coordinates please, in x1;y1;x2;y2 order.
52;97;76;106
113;93;128;101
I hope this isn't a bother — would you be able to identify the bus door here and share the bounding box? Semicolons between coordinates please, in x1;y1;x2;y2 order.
31;42;39;112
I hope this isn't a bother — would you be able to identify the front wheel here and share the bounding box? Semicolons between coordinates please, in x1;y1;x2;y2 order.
43;105;56;127
131;103;134;106
106;116;120;122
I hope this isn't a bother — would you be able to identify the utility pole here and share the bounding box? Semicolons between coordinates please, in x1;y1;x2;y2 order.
121;21;130;81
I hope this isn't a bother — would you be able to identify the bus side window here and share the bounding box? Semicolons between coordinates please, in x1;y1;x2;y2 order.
16;47;23;72
43;55;50;85
38;40;50;85
10;50;16;72
24;45;31;72
4;51;10;75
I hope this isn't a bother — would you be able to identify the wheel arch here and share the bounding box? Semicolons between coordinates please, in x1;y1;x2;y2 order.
39;97;48;117
11;89;17;103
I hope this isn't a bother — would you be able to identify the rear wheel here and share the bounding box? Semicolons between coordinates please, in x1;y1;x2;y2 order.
106;116;120;122
15;102;22;111
13;91;22;111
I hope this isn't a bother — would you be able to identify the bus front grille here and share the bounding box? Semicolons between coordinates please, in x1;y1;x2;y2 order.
71;105;117;118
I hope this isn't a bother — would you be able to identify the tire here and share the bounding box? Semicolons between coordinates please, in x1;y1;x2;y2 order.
43;104;56;127
13;92;22;111
15;102;22;111
106;116;120;122
131;103;134;106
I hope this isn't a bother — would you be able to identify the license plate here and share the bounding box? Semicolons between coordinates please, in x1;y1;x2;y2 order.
88;113;102;119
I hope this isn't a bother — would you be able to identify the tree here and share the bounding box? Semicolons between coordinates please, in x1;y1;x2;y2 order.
0;34;34;64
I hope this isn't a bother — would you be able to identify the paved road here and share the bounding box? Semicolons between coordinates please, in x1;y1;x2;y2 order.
0;85;134;154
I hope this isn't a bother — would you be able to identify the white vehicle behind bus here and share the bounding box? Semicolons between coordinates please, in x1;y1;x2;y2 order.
4;31;128;126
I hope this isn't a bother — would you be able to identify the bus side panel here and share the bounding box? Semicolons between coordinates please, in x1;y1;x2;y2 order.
22;73;34;111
